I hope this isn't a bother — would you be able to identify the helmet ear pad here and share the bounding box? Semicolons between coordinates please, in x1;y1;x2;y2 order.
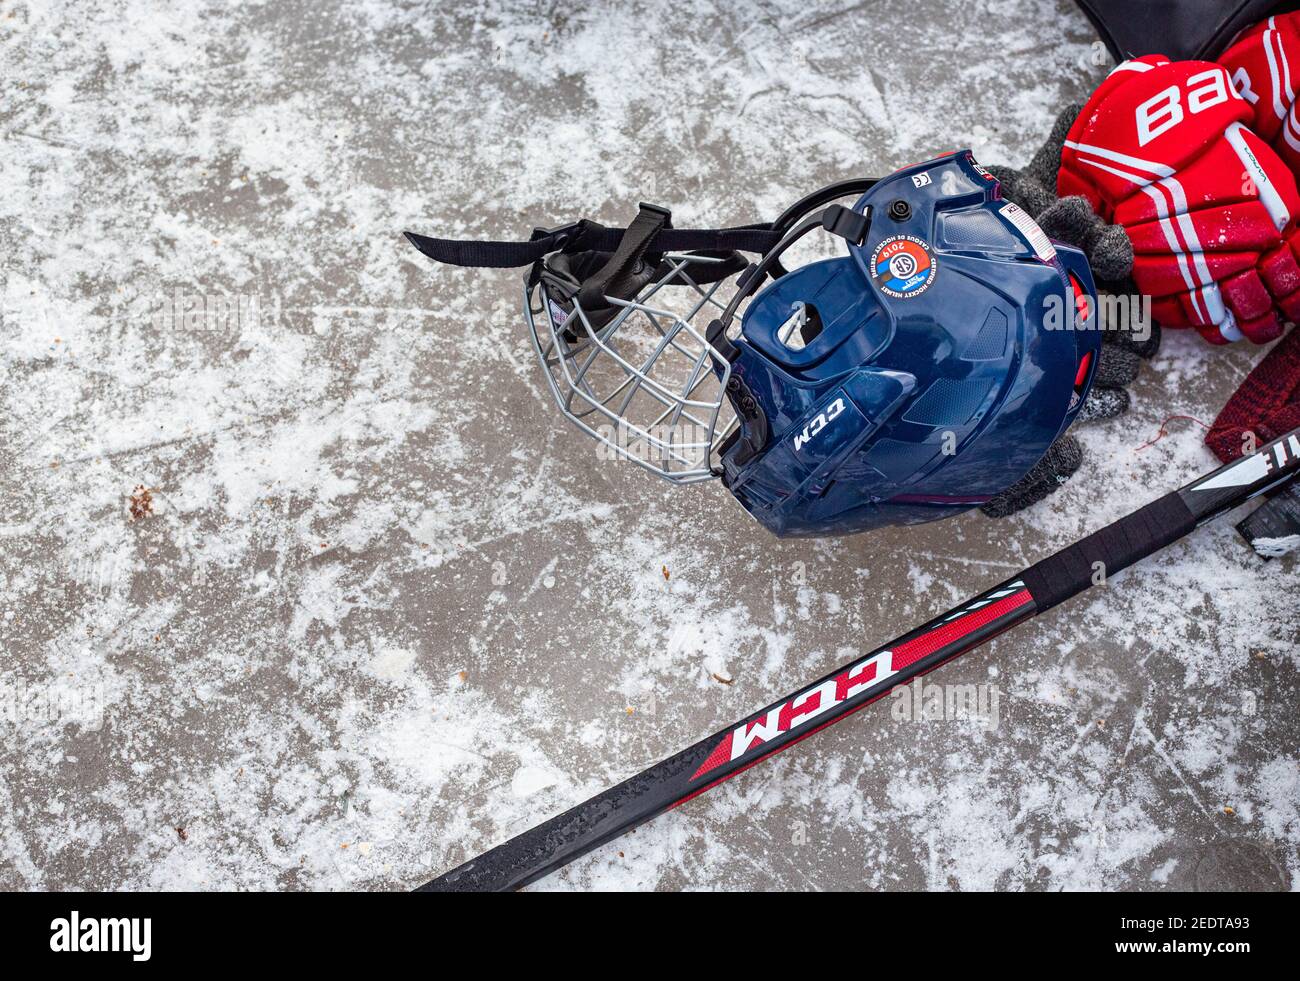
545;249;614;285
737;255;888;372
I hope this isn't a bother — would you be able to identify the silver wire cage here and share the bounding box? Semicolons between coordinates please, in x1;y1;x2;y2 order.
524;253;739;483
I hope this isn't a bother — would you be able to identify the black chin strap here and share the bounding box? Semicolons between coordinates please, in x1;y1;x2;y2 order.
405;181;880;316
403;214;786;270
404;178;882;273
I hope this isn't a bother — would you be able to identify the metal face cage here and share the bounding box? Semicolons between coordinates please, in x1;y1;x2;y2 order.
525;253;739;484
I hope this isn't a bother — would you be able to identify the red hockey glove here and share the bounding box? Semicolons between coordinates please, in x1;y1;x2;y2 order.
1218;13;1300;174
1059;55;1300;344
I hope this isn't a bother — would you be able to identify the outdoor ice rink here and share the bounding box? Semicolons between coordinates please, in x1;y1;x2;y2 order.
1;0;1296;890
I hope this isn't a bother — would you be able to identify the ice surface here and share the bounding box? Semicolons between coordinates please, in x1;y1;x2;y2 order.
0;0;1295;891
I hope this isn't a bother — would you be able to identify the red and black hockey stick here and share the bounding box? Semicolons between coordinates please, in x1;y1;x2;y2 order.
419;427;1300;892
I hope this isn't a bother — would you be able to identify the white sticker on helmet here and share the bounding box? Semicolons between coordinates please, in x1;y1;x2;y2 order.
998;203;1056;262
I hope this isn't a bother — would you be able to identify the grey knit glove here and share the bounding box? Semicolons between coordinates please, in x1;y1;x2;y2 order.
979;105;1161;519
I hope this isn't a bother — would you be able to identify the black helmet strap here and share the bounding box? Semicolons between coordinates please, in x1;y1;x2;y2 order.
404;212;786;271
576;203;672;319
403;177;880;309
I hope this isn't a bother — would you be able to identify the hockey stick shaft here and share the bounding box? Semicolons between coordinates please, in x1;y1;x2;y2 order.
419;428;1300;892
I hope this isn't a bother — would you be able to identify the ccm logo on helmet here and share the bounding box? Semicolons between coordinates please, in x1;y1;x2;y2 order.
793;397;845;452
1134;67;1240;146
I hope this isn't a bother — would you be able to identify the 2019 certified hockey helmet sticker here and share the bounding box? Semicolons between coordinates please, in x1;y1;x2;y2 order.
871;235;936;298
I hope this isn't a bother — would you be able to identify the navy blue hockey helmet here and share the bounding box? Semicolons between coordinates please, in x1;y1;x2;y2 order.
405;151;1101;538
713;152;1101;536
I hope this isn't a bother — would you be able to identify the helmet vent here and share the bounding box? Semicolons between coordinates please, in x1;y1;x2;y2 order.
902;378;993;426
937;209;1021;251
864;439;939;483
962;309;1008;361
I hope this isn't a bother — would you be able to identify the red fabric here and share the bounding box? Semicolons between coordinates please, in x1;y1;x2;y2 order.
1059;56;1300;345
1218;12;1300;173
1207;325;1300;461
